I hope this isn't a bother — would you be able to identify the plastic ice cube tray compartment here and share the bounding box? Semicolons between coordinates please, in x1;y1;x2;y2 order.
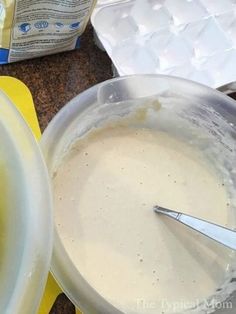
92;0;236;87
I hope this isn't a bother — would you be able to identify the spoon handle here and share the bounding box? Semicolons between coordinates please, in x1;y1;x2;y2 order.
154;206;236;251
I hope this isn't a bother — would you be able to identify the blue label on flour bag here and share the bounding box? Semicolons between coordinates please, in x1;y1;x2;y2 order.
19;23;31;33
70;22;80;30
0;0;96;64
0;49;9;64
34;21;49;30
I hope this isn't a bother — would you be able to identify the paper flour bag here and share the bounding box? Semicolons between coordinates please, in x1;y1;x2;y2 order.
0;0;96;64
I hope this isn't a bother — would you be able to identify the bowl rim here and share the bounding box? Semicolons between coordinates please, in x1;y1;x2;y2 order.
0;90;53;314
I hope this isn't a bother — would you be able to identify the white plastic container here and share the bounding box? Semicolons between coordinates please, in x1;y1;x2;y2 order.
0;91;53;314
41;74;236;314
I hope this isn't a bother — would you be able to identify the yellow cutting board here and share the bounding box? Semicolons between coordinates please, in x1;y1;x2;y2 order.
0;76;81;314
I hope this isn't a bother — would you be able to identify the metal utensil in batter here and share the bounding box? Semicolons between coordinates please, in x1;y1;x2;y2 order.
154;206;236;250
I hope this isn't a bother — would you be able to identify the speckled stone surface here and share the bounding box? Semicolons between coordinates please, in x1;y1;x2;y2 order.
0;24;112;314
0;25;113;131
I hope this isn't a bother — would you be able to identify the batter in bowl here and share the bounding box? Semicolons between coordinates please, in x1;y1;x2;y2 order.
53;125;233;314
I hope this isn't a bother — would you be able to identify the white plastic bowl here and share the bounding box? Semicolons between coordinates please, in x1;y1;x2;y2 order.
0;91;53;314
41;75;236;314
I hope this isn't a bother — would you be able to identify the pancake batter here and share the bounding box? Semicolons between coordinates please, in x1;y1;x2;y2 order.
53;126;232;314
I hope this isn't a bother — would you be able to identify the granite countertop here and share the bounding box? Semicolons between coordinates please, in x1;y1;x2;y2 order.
0;25;112;131
0;25;112;314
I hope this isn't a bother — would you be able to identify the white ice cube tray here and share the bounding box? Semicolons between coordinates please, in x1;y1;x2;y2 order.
91;0;236;88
